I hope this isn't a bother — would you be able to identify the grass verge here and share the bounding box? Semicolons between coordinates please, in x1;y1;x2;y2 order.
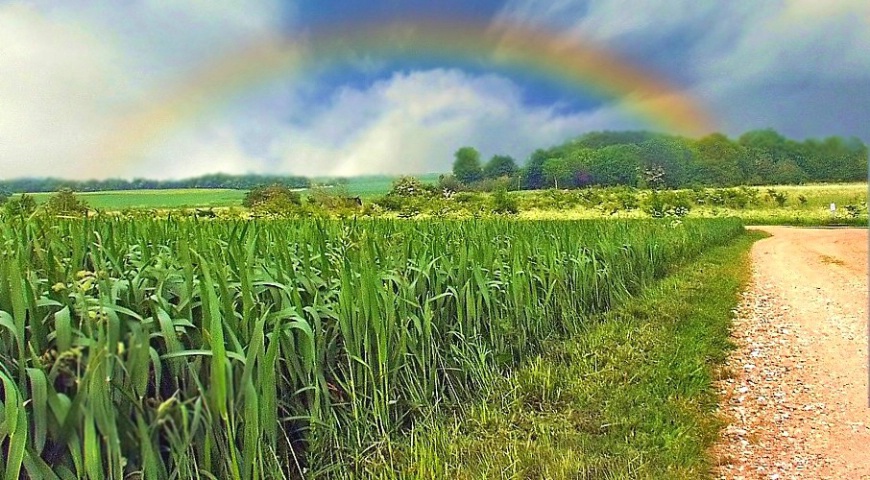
360;230;764;479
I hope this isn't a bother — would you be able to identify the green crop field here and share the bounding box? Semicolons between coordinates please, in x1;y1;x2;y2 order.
10;182;865;223
21;189;247;210
12;175;439;211
0;215;745;479
313;174;441;198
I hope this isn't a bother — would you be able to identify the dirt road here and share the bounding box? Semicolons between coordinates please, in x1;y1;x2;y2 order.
716;226;869;479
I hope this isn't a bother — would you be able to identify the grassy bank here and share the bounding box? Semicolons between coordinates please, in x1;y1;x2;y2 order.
359;230;762;479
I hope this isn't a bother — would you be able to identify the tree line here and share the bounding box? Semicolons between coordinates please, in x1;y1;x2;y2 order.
450;129;868;190
0;173;310;194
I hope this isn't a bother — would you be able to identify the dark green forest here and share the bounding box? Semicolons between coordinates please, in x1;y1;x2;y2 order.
452;129;868;191
0;173;309;194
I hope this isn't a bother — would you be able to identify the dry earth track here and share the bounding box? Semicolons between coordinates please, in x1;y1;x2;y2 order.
716;226;869;479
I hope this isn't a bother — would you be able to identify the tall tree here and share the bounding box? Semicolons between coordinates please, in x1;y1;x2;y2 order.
453;147;483;184
542;158;572;189
637;137;696;188
694;133;746;186
523;149;551;189
483;155;518;179
582;145;640;186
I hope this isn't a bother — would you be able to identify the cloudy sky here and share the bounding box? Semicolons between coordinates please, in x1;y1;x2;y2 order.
1;0;868;179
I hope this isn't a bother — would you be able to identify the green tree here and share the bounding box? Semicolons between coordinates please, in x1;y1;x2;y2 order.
483;155;518;179
739;129;789;184
45;188;88;216
694;133;746;186
771;159;809;184
491;187;519;214
542;158;572;189
587;144;641;186
575;130;657;149
562;148;595;187
522;149;550;189
453;147;483;184
637;137;696;188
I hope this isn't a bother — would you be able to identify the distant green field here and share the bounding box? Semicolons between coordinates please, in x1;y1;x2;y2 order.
314;173;441;198
13;181;865;218
21;189;247;210
12;175;437;210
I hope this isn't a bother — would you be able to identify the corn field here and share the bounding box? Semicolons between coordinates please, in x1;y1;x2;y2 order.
0;216;744;479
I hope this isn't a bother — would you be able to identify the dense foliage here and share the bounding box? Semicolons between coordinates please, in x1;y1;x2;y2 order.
44;189;90;216
0;216;743;478
0;173;310;194
452;129;869;191
242;184;303;214
3;194;37;217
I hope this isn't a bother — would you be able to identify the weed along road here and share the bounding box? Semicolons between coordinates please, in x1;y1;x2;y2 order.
717;226;870;479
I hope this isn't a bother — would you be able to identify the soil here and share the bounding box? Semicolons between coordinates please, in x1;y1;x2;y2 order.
716;226;869;479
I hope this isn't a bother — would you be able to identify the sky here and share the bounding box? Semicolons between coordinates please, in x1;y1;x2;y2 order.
0;0;868;180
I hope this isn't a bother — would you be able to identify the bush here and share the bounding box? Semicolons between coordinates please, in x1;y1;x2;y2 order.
373;195;404;212
643;191;691;218
492;188;519;215
844;204;864;218
45;189;88;216
438;174;464;194
4;194;37;217
306;185;362;212
243;184;302;209
244;184;305;216
389;176;437;197
765;188;788;207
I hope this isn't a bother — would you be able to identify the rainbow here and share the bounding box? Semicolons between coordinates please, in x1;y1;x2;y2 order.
96;18;716;175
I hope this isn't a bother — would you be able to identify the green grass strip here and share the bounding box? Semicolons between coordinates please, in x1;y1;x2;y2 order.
364;230;764;479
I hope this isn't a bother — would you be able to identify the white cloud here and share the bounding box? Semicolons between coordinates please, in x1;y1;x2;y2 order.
0;4;130;179
267;69;642;177
4;0;867;181
0;0;288;180
123;124;266;179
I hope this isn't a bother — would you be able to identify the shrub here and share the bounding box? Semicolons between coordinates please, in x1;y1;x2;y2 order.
307;185;362;212
643;191;691;218
438;174;464;194
389;176;437;197
373;195;404;212
243;184;303;216
45;188;89;216
844;204;863;218
4;193;37;217
243;184;302;208
491;188;519;214
765;188;788;207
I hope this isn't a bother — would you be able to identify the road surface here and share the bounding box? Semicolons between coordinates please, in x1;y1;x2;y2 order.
716;226;869;479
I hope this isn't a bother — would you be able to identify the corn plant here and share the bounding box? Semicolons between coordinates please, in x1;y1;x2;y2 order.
0;216;744;478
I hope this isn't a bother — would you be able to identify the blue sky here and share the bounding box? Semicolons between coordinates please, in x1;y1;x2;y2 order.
0;0;868;179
